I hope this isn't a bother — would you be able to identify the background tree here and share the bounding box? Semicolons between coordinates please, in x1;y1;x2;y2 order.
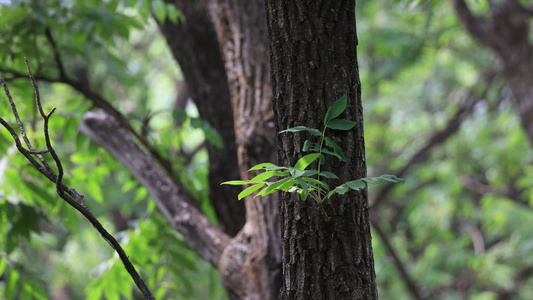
1;0;533;299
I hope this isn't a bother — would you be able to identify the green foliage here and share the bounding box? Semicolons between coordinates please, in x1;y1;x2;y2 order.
358;1;533;299
0;1;225;299
223;95;404;204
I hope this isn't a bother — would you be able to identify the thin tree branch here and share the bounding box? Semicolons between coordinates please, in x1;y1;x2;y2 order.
0;63;155;299
372;221;423;300
1;27;179;187
44;27;67;79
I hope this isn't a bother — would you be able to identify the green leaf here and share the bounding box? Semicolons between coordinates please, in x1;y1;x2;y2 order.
379;174;405;183
289;168;306;178
324;94;347;124
362;177;383;185
294;153;321;170
166;3;185;24
248;162;276;171
324;137;346;161
319;154;326;165
302;177;330;190
0;258;5;276
301;170;319;177
264;166;287;171
5;270;20;300
346;180;366;190
300;189;309;201
275;170;290;177
249;170;277;183
319;171;339;179
297;178;308;200
327;119;357;130
238;183;265;200
279;126;322;137
302;140;312;152
258;177;296;196
334;184;350;194
151;0;167;22
221;180;249;185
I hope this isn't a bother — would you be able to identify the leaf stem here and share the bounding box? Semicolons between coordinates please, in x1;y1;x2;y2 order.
315;124;328;202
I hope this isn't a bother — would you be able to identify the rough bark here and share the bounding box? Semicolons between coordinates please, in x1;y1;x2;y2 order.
157;1;245;236
159;1;282;298
207;1;282;298
265;1;378;299
452;0;533;146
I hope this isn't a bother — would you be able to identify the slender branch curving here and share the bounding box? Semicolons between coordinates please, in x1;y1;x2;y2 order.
0;60;155;300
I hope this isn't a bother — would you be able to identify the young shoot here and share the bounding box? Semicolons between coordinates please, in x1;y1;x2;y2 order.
222;94;404;205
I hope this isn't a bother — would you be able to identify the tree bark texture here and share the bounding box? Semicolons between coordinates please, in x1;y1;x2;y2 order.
265;1;379;299
157;1;245;237
160;1;282;298
207;1;282;298
452;0;533;146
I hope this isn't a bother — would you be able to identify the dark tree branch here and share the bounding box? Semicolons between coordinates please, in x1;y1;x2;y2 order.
79;110;230;266
371;221;423;300
371;72;494;208
451;0;496;48
44;27;67;79
157;1;245;236
0;62;155;300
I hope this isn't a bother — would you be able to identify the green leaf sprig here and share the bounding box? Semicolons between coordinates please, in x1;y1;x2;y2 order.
222;94;404;204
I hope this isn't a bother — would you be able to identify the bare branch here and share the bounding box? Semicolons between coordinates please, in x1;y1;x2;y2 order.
0;28;179;185
0;69;155;299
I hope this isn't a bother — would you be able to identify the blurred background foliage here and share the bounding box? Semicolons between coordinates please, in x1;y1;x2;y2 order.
0;0;531;299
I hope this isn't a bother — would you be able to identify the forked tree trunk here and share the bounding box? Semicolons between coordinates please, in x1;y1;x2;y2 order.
161;0;282;298
207;1;282;298
157;1;246;237
265;1;379;299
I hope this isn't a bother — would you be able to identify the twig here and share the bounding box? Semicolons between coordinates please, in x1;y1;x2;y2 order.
0;61;155;300
1;27;178;185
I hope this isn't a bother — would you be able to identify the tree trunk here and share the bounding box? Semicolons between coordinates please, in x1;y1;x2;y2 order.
265;1;379;299
157;1;245;237
160;1;282;298
206;1;282;298
452;0;533;146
